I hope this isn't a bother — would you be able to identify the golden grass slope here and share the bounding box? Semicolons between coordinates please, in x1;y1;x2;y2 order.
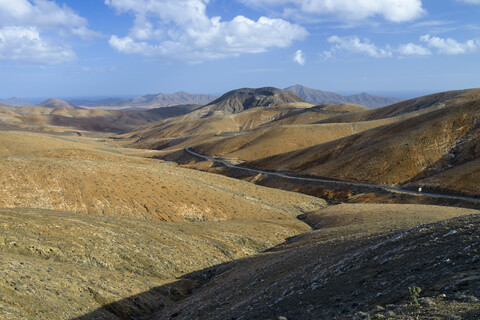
0;207;310;319
130;103;320;152
247;98;480;193
194;119;395;162
0;131;325;221
130;103;370;158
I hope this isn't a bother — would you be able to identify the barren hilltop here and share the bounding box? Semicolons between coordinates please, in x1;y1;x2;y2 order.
1;86;479;319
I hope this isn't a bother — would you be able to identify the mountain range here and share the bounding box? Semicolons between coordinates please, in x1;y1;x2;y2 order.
286;84;403;108
69;91;217;109
0;97;32;107
2;86;401;110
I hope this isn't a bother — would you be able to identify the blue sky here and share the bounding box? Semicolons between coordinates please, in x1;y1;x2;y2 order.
0;0;479;100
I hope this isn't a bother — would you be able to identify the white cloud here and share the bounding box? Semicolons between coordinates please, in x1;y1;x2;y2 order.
420;34;479;55
0;0;97;39
240;0;425;22
398;43;431;55
293;49;305;65
105;0;308;62
458;0;480;4
0;0;98;64
324;35;392;58
0;26;76;64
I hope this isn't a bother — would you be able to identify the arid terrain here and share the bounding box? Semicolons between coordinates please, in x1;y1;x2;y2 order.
1;86;479;319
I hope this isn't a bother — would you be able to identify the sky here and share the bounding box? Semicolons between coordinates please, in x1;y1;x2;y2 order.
0;0;479;100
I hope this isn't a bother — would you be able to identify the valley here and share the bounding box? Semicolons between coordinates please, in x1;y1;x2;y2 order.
1;86;479;319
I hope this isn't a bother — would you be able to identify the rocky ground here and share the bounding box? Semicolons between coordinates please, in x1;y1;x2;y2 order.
156;212;480;320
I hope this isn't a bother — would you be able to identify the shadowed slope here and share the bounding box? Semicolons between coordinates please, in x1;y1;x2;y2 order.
156;208;480;319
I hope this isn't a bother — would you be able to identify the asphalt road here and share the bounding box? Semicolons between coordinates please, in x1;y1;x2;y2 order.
185;147;480;204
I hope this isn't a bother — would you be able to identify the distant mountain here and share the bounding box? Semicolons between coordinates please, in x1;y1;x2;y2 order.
70;91;217;109
38;98;80;109
0;97;32;107
69;97;130;107
285;84;403;108
201;87;306;116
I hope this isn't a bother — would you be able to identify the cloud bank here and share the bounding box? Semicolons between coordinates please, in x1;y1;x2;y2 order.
106;0;308;63
324;36;392;58
240;0;425;22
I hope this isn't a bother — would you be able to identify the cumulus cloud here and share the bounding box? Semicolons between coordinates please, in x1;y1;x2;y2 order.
398;43;431;55
240;0;425;22
0;0;97;64
0;26;76;63
324;36;392;58
105;0;308;62
420;34;479;55
293;49;305;65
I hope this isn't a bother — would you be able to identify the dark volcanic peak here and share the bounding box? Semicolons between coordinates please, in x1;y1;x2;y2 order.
286;84;403;108
204;87;306;114
38;98;80;109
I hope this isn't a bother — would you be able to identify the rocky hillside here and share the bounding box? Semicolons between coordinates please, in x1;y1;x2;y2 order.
286;84;402;108
197;87;306;117
155;210;480;319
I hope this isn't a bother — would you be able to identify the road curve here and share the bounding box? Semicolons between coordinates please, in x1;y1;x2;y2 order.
185;147;480;204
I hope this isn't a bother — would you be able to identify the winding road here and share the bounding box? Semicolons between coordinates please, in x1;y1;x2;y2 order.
185;147;480;205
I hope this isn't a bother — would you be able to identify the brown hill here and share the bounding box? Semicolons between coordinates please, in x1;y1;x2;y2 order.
38;98;79;109
0;104;199;133
0;131;324;221
130;103;317;151
129;102;370;157
194;119;392;162
246;96;480;195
